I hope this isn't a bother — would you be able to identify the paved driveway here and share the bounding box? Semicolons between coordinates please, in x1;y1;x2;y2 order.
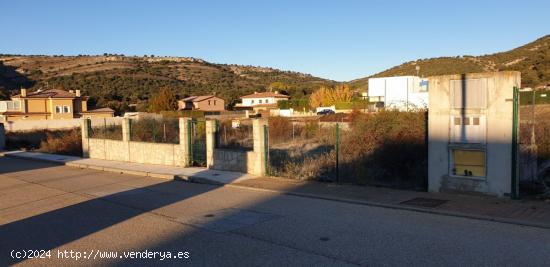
1;156;550;266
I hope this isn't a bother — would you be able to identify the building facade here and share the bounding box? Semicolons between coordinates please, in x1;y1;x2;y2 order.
0;88;114;122
235;91;290;110
368;76;429;111
178;95;225;111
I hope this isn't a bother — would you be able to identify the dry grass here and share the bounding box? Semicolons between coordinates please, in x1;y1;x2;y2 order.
268;111;427;190
6;128;82;156
217;120;253;150
38;129;82;156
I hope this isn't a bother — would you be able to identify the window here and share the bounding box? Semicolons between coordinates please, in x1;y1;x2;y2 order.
259;99;262;104
418;80;429;92
251;100;254;104
451;149;486;178
451;78;487;109
265;99;269;103
63;105;70;113
55;106;62;113
208;100;211;105
214;100;217;105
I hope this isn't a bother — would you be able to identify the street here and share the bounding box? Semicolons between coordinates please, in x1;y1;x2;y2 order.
1;156;550;266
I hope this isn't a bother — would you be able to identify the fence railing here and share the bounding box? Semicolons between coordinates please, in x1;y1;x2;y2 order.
216;119;253;151
129;118;179;144
267;112;428;190
89;118;123;140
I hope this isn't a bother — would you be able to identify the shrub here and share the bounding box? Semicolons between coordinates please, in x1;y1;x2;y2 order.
38;129;82;156
268;110;428;190
268;116;293;143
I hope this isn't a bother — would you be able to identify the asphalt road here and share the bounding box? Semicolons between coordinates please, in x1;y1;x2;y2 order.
1;156;550;266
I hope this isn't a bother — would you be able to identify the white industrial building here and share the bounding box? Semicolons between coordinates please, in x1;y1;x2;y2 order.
368;76;429;110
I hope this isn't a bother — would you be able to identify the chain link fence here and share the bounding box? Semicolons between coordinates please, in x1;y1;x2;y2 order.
189;119;206;166
216;119;253;151
267;111;427;190
88;118;123;140
129;118;179;144
268;117;337;181
517;89;550;195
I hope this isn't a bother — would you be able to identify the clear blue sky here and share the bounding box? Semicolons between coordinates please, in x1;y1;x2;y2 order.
1;0;548;81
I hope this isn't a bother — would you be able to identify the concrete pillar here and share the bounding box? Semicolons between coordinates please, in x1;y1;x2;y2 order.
252;118;268;176
80;118;90;158
122;118;131;142
121;118;131;162
205;119;217;169
179;117;192;167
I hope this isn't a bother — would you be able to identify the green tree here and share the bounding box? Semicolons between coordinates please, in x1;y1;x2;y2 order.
149;87;178;113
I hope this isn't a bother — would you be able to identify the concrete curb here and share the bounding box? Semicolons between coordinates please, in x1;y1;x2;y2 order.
4;152;550;230
222;183;550;230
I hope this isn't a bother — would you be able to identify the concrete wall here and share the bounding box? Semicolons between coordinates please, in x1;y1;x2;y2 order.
211;149;257;173
88;138;185;166
5;117;123;132
82;117;268;175
428;71;520;196
83;118;188;167
206;118;267;176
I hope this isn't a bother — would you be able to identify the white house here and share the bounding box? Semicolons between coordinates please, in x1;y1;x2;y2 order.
368;76;429;111
235;91;290;110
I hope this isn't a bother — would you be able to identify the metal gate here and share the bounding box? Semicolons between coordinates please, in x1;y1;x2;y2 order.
188;119;206;167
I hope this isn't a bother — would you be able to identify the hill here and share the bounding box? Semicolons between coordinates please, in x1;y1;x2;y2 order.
349;35;550;91
0;55;335;113
1;35;548;113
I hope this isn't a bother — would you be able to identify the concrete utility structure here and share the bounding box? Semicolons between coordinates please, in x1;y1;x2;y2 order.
368;76;429;110
428;71;520;196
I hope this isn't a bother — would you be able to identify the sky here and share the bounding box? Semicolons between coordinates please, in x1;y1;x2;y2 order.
0;0;548;81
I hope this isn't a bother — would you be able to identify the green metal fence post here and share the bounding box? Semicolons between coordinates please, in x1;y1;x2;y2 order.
152;120;157;143
86;118;92;138
128;119;132;141
511;87;519;199
336;123;340;183
264;124;269;176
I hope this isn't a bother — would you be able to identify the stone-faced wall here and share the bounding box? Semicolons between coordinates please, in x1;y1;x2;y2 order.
211;149;256;173
88;138;185;166
206;118;267;176
82;117;268;176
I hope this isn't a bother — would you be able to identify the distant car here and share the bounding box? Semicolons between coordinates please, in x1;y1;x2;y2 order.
317;109;335;115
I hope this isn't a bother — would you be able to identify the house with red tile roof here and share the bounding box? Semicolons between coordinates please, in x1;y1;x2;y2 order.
234;91;289;110
0;88;114;122
178;95;225;111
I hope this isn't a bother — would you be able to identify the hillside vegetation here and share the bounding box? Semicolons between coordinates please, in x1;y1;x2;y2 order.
0;55;335;113
350;35;550;91
1;35;548;113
